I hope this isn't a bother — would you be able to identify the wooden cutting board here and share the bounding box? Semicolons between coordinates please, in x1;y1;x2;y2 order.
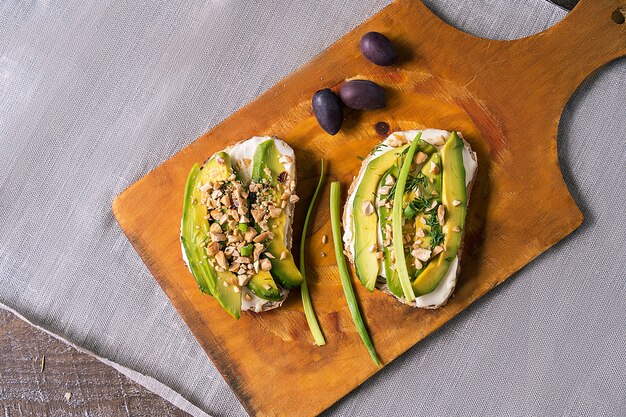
112;1;626;416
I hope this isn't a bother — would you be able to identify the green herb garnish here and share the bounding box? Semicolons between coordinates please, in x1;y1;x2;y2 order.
426;212;445;249
240;243;253;257
370;143;386;154
330;182;379;365
389;173;427;199
404;195;431;219
299;160;326;346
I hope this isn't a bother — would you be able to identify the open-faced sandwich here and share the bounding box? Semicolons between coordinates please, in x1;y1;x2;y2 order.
343;129;477;308
181;136;303;318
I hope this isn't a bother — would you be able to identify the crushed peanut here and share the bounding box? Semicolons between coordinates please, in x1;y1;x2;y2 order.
437;204;446;226
361;200;375;216
414;151;428;164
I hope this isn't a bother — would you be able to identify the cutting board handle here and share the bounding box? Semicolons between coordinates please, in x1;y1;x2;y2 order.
533;0;626;93
408;0;625;108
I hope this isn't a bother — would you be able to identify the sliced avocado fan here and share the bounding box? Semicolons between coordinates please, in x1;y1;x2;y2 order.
251;139;304;289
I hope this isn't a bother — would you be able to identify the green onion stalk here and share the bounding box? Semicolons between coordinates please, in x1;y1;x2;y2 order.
299;160;326;346
329;181;379;365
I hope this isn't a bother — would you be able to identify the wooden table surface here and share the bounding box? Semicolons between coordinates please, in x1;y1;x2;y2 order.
0;1;576;416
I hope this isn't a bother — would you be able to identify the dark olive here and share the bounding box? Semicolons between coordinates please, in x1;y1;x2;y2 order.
359;32;399;66
339;80;387;110
312;89;343;135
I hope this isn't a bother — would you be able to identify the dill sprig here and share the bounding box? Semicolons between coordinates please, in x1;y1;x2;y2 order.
426;212;445;249
404;195;431;219
389;173;427;199
370;143;386;154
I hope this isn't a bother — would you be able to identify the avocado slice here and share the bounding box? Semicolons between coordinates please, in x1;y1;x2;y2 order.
353;137;437;291
247;273;283;301
251;139;304;289
378;169;403;297
181;155;241;319
352;144;409;291
412;132;467;295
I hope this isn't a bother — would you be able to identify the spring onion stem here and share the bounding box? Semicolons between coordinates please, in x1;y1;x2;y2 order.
329;182;380;365
392;133;421;302
299;160;326;346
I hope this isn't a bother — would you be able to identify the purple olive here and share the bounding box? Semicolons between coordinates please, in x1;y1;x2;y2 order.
339;80;387;110
359;32;399;66
312;89;343;135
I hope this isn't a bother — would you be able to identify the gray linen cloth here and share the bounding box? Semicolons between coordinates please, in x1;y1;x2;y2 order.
1;0;625;416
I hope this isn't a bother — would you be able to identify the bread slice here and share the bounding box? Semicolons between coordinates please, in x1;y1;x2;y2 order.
342;129;477;308
183;136;298;313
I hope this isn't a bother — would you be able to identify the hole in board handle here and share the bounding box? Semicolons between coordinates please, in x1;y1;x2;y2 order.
612;7;626;24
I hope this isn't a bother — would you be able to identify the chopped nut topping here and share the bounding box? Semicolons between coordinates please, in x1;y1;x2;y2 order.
260;258;272;271
369;244;377;253
279;155;293;164
244;293;251;301
210;232;226;242
361;200;375;216
215;251;227;269
375;251;384;260
238;275;251;286
452;225;461;232
437;204;446;226
269;207;282;218
244;227;257;242
416;227;425;238
385;175;395;186
379;186;391;196
432;245;444;256
452;199;461;207
289;195;300;204
414;258;423;270
233;286;240;293
263;167;272;177
209;223;222;234
321;235;328;244
388;133;406;147
431;135;446;146
412;248;432;262
254;231;274;243
414;151;428;164
265;252;275;259
280;251;288;260
206;241;220;256
420;217;427;225
250;209;264;223
430;161;440;174
243;158;251;167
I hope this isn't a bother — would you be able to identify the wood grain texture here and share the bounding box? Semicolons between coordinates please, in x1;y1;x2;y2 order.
0;309;188;417
112;0;626;416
